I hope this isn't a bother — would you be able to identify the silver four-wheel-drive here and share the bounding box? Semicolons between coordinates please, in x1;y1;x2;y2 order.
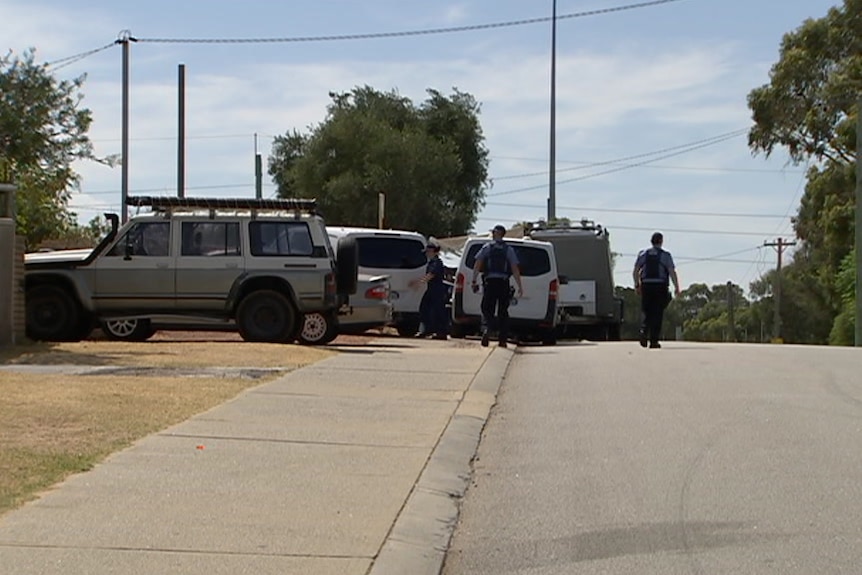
24;196;358;344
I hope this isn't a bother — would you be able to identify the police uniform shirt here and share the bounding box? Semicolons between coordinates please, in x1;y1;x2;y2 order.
634;247;675;284
475;240;519;279
425;256;445;292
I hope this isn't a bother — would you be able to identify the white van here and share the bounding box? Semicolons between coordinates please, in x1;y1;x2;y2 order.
451;237;559;344
327;227;428;337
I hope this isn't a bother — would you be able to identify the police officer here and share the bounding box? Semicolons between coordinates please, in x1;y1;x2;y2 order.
471;224;523;348
633;232;681;349
411;241;449;340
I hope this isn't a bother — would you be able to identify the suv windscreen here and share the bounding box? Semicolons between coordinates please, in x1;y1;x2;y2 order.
356;237;426;269
465;243;551;277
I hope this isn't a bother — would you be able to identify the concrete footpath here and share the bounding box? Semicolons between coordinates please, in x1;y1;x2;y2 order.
0;338;514;575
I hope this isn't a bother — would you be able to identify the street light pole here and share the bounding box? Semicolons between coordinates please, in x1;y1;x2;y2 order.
118;30;137;223
548;0;557;222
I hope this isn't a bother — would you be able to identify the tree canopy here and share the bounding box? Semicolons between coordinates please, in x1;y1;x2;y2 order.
0;49;104;248
268;86;489;238
746;0;861;344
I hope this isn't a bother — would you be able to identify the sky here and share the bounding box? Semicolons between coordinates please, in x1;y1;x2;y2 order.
0;0;842;291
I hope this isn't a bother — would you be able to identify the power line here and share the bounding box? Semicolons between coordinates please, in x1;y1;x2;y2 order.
488;130;746;197
45;42;116;71
493;162;803;180
475;215;780;238
137;0;686;44
72;183;272;196
484;201;789;219
90;133;275;143
492;129;749;181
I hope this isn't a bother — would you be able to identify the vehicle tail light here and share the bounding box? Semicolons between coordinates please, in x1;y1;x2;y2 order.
549;278;558;301
455;272;465;293
365;285;388;300
325;272;336;295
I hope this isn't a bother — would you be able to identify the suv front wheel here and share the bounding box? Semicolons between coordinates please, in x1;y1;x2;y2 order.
236;290;297;343
26;285;81;342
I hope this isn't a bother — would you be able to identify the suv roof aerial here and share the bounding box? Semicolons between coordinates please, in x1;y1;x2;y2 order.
24;196;358;344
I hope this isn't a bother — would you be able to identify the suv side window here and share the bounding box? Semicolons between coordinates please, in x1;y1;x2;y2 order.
250;221;314;256
356;237;426;269
107;222;171;257
181;222;241;256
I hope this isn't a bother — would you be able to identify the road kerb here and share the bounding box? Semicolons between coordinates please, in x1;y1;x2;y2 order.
368;345;515;575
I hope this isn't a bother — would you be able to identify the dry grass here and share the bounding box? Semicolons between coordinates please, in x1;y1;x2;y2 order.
0;337;335;515
0;337;333;368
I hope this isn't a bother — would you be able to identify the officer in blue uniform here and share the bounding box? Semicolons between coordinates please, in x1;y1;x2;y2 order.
633;232;681;349
471;225;524;348
411;241;449;340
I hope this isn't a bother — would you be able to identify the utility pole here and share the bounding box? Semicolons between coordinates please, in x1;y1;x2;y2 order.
177;63;186;198
764;238;796;342
855;96;861;346
117;30;137;222
254;134;263;199
547;0;557;221
726;280;736;342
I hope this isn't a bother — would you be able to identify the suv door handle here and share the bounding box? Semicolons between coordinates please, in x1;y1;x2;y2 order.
225;263;239;269
156;263;169;269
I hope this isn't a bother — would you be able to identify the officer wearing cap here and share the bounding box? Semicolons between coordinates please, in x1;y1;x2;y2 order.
471;224;523;348
633;232;681;349
410;240;448;340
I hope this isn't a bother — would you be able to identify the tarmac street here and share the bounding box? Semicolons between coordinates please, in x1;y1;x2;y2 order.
0;338;511;575
442;341;862;575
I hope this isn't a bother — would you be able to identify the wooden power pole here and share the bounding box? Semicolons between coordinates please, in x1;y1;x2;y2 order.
764;238;796;342
726;280;736;342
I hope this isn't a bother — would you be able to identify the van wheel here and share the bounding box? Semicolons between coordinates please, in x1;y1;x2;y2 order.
541;332;557;346
298;312;338;345
236;290;296;343
450;323;466;339
26;285;81;341
102;318;156;342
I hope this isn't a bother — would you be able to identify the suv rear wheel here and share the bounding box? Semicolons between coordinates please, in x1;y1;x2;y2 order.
26;285;81;341
236;290;296;343
102;318;156;342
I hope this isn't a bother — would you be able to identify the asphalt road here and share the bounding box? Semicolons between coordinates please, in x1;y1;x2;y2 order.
442;341;862;575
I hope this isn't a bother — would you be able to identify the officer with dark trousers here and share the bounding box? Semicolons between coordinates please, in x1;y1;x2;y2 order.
411;241;449;340
471;225;523;348
633;232;681;349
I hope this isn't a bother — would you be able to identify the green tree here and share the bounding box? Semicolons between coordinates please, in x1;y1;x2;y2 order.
614;286;641;340
747;0;861;343
268;86;489;238
0;49;106;248
829;249;856;345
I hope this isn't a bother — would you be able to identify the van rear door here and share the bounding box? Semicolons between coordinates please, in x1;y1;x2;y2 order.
457;239;556;322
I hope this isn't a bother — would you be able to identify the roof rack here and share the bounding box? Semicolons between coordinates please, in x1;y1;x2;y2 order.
127;196;318;214
524;218;608;238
